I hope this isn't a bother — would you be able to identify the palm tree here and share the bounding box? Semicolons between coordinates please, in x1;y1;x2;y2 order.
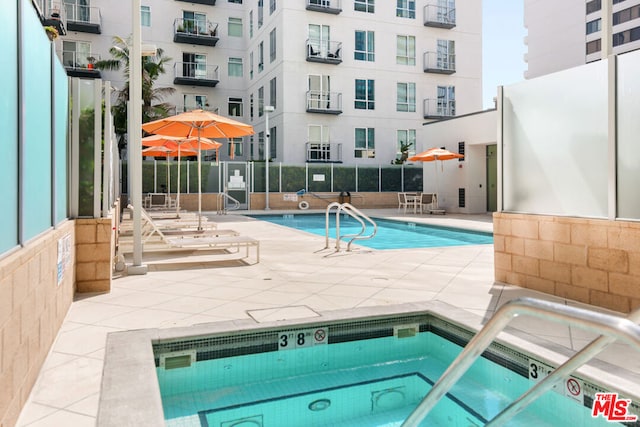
96;36;175;154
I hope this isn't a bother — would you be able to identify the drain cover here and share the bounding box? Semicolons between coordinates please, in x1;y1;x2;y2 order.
308;398;331;411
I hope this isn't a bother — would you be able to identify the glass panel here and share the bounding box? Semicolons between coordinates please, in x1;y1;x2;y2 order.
502;60;608;217
77;80;96;217
54;60;69;225
0;0;18;253
23;1;53;238
617;51;640;219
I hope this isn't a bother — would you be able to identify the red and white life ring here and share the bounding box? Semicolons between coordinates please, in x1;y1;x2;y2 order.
298;201;310;210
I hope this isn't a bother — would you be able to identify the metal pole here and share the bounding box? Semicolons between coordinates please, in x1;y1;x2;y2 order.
128;0;147;274
264;105;274;210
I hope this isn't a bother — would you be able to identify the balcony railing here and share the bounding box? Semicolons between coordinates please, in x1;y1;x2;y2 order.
306;39;342;64
423;4;456;29
179;104;219;113
174;62;219;87
423;52;456;74
306;90;343;114
175;0;215;5
306;0;342;14
60;51;101;78
423;98;456;119
173;18;219;47
64;4;101;33
306;142;343;163
39;1;67;35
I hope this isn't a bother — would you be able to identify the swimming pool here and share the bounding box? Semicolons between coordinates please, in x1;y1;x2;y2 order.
149;306;637;427
248;214;493;249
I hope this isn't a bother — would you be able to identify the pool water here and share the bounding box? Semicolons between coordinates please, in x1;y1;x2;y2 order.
249;214;493;249
157;332;617;427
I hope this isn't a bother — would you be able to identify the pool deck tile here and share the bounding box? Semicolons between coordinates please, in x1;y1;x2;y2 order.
15;209;640;426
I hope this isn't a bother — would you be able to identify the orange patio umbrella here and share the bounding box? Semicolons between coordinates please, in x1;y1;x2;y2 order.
408;147;464;209
142;110;254;229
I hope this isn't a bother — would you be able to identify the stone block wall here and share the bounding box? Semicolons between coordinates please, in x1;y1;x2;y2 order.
0;221;76;427
75;218;114;293
494;212;640;313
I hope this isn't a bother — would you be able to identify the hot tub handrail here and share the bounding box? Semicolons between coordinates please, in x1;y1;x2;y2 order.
401;297;640;427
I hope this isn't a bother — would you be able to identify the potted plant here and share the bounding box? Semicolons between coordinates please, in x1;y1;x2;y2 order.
87;56;96;70
44;26;58;41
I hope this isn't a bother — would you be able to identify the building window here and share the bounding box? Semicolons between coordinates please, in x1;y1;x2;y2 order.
458;141;465;161
396;82;416;112
182;52;207;78
355;79;375;110
613;5;640;26
62;40;92;69
354;30;374;61
613;26;640;46
249;51;254;79
397;129;416;158
586;0;601;14
250;94;254;120
228;17;242;37
586;38;601;54
586;19;601;35
182;11;207;34
249;10;253;37
184;94;207;112
355;128;375;158
437;85;456;115
228;97;243;117
396;0;415;18
228;57;243;77
228;138;243;157
269;126;277;159
258;131;264;159
270;0;276;14
258;86;264;117
228;0;242;3
355;0;374;13
458;188;466;208
396;35;415;65
258;0;264;28
141;6;151;27
269;28;276;62
269;77;277;109
258;42;264;71
437;39;455;70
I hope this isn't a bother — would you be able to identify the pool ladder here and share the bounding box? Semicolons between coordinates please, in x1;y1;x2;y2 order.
216;192;240;215
402;297;640;427
324;202;377;252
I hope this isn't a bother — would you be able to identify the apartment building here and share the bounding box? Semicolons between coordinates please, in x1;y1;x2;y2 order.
38;0;482;165
524;0;640;79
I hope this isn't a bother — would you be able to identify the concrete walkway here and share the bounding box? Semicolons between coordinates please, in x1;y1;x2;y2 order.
15;210;640;426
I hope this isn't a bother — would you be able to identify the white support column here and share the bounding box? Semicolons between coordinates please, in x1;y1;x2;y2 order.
264;105;274;210
128;0;147;274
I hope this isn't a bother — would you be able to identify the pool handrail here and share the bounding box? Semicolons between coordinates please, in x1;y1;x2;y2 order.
401;297;640;427
324;202;377;251
216;192;240;215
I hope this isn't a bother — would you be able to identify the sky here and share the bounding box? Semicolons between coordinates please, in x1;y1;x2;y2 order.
482;0;527;108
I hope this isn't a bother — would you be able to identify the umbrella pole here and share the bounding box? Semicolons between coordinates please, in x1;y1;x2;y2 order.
176;145;181;217
167;157;170;208
434;161;439;209
197;128;202;230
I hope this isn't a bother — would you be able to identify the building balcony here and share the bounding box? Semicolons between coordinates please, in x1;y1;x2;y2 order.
423;99;455;119
60;51;101;79
174;62;219;87
175;0;215;5
423;52;456;74
306;142;343;163
64;4;101;33
178;104;219;113
423;4;456;29
38;1;67;36
306;91;342;114
306;39;342;64
173;18;219;47
306;0;342;14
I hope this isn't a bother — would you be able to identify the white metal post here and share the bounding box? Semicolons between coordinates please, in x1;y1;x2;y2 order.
128;0;147;274
264;105;274;210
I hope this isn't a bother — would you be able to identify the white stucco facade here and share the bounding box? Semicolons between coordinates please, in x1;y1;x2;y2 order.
54;0;483;165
